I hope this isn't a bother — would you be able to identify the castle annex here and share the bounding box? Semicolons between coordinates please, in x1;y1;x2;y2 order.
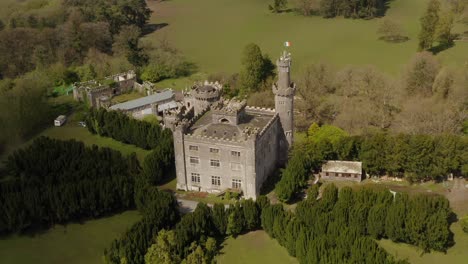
164;52;295;199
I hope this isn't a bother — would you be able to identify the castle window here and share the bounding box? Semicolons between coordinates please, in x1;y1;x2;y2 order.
220;118;230;124
232;179;242;189
191;173;200;184
211;176;221;186
325;172;329;176
210;148;219;154
190;156;199;165
210;159;220;168
231;163;241;171
288;111;290;116
231;151;241;157
189;145;198;151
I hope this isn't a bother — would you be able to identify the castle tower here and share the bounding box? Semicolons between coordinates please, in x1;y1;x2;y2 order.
272;51;295;161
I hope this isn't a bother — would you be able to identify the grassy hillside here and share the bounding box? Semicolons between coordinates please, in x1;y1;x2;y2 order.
146;0;468;79
217;230;298;264
0;211;141;264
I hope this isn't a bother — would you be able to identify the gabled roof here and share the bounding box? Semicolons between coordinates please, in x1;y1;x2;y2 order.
110;90;174;111
322;160;362;174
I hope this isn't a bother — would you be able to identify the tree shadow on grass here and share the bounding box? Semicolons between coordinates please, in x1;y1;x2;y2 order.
429;42;455;55
376;0;394;17
379;36;410;43
142;23;169;36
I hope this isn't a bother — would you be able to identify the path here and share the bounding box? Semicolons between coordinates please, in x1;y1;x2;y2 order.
446;178;468;215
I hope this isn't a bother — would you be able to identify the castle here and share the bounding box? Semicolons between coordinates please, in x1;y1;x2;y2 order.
164;52;295;199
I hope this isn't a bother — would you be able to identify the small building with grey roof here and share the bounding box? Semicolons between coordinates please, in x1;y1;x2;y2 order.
109;89;177;119
320;160;363;182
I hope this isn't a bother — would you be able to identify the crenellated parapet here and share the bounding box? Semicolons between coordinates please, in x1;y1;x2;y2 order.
190;80;222;101
272;83;296;97
245;106;276;113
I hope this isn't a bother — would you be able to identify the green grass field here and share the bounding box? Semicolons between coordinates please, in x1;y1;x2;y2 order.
379;222;468;264
40;125;151;162
0;118;151;165
0;210;141;264
217;231;298;264
146;0;468;82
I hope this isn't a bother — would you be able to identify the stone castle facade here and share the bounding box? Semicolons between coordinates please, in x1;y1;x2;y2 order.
164;52;295;199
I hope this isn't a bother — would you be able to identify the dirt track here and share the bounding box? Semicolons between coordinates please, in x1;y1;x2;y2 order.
446;178;468;215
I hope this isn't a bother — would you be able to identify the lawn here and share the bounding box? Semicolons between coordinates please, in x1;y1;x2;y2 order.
39;124;151;162
0;210;141;264
217;230;297;264
146;0;468;82
379;222;468;264
0;123;150;165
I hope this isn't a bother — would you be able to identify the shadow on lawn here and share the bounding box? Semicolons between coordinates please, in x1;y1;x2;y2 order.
143;23;169;36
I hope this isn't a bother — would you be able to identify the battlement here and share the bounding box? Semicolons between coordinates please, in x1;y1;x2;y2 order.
190;81;222;100
272;82;296;96
212;98;247;114
245;106;276;113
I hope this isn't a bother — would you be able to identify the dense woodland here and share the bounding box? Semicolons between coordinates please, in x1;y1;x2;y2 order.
0;108;175;234
0;137;139;233
265;185;452;262
86;108;173;150
86;108;175;184
105;185;451;264
275;124;468;202
294;0;389;18
0;0;190;155
104;186;179;264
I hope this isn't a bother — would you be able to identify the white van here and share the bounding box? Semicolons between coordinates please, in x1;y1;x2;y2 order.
54;115;67;127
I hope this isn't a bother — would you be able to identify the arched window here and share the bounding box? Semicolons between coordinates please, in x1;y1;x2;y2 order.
220;118;230;124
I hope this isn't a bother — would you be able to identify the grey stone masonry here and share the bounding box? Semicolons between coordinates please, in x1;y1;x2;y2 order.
272;51;296;164
165;53;296;199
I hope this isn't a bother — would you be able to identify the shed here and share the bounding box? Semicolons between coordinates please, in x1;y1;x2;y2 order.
320;160;363;182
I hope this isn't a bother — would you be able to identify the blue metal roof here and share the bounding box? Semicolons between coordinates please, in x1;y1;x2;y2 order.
110;90;174;111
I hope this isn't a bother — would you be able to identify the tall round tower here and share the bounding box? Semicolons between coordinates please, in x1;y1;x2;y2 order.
272;51;295;159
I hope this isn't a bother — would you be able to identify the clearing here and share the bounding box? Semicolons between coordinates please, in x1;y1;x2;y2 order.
146;0;468;83
217;230;297;264
0;210;141;264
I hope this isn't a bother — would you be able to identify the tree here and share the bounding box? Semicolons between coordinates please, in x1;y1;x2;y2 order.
212;203;228;235
269;0;288;13
404;52;440;96
377;19;407;42
113;25;148;67
435;11;455;47
297;0;319;16
242;199;260;230
145;230;180;264
432;67;455;99
226;204;244;237
461;215;468;233
239;43;271;95
418;0;441;50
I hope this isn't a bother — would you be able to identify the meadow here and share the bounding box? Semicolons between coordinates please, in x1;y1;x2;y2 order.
146;0;468;84
0;211;141;264
216;230;298;264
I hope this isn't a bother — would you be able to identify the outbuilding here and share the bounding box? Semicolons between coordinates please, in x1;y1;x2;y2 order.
320;160;363;182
